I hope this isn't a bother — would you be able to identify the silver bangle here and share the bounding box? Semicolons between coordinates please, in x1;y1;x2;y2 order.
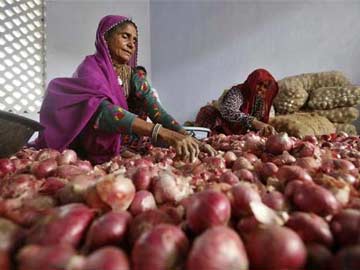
151;123;162;145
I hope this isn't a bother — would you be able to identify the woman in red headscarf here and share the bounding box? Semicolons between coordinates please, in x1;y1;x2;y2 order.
195;69;278;136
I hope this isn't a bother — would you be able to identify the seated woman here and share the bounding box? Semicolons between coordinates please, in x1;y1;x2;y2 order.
195;69;278;136
33;15;215;164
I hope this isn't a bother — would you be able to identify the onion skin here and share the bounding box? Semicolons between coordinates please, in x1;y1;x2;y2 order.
186;226;249;270
186;190;231;234
131;224;189;270
57;149;78;165
276;165;313;185
244;225;307;270
330;209;360;247
83;211;132;252
83;246;130;270
261;190;287;211
285;212;333;247
219;171;239;185
131;166;152;190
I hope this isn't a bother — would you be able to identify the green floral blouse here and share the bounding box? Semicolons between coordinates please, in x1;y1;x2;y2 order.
94;69;184;148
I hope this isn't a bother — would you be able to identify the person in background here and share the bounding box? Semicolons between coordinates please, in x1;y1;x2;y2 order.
33;15;215;164
135;65;162;104
195;69;278;136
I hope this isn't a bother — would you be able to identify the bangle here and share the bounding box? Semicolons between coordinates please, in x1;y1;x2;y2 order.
151;123;162;145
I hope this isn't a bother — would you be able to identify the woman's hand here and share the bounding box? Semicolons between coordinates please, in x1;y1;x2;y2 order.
159;129;200;162
252;119;277;136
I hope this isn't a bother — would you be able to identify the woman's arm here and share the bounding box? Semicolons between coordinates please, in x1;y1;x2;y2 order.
95;100;200;162
218;87;255;130
131;71;187;134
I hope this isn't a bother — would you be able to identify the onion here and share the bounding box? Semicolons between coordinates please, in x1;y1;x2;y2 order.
55;165;88;179
0;159;15;177
131;224;189;270
292;141;320;158
276;165;313;185
333;245;360;270
85;174;135;212
83;247;130;270
128;209;174;246
271;151;296;166
295;157;321;174
0;217;24;253
285;212;333;247
152;169;192;204
17;244;77;270
131;166;152;190
303;135;318;144
243;132;264;155
35;149;60;161
285;181;340;216
256;162;278;182
39;177;67;196
305;244;332;270
224;151;237;168
330;208;360;247
219;171;239;185
31;158;58;179
233;169;254;183
186;226;248;270
265;132;294;155
261;190;287;211
83;211;132;252
73;160;93;171
57;149;78;165
232;157;254;171
244;225;306;270
129;190;157;216
227;182;261;217
26;203;95;247
186;190;231;233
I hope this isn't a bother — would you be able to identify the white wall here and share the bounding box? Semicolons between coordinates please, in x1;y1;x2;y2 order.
46;0;151;83
150;0;360;125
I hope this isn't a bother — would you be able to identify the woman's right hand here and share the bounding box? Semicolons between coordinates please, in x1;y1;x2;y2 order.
252;119;276;136
159;129;200;162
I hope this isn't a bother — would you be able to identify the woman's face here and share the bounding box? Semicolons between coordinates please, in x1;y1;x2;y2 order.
106;23;137;64
256;80;271;97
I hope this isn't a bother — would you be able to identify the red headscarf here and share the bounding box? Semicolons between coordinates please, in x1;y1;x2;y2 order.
234;68;278;123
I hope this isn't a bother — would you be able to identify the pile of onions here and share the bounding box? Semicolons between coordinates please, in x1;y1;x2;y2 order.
265;133;294;155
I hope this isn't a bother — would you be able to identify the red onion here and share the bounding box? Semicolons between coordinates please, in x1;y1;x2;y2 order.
245;225;306;269
265;132;294;155
17;244;77;270
129;190;157;216
186;226;249;270
285;212;333;247
131;166;152;190
86;174;135;212
303;135;318;144
224;151;237;168
232;157;254;171
83;211;132;252
276;165;313;185
330;208;360;247
132;224;189;270
256;162;278;182
128;209;174;246
333;245;360;270
0;159;15;177
233;169;255;183
186;190;231;233
83;247;130;270
227;182;261;217
219;171;240;185
261;190;287;211
0;217;24;253
305;243;332;270
73;160;93;171
39;177;67;196
243;132;264;155
271;151;296;166
26;203;95;247
55;165;88;179
292;141;320;158
31;158;58;179
295;157;321;174
57;149;78;165
35;149;60;161
285;181;340;216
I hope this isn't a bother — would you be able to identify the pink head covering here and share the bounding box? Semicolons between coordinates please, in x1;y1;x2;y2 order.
33;15;138;164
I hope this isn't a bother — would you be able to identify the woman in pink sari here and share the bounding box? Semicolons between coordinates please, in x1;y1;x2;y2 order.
34;15;215;164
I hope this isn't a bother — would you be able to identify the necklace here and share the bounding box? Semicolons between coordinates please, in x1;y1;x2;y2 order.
113;63;131;97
